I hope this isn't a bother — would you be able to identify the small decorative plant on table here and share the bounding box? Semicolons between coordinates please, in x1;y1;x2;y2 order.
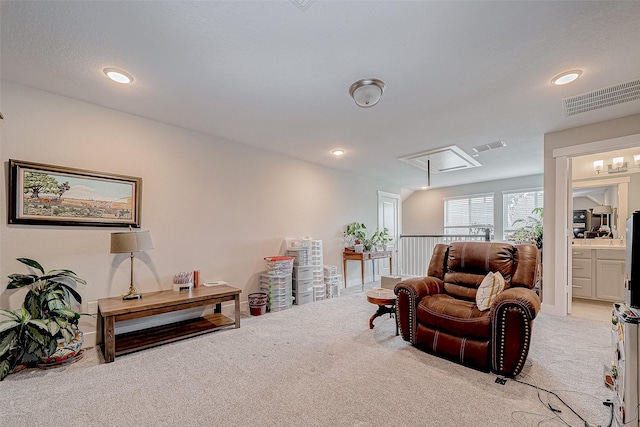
370;227;391;251
0;258;86;380
344;222;368;251
344;223;391;252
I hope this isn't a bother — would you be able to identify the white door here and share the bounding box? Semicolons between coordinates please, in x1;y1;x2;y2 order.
378;191;401;276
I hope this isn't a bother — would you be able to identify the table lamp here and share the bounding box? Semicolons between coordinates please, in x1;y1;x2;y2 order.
110;229;154;300
592;205;613;230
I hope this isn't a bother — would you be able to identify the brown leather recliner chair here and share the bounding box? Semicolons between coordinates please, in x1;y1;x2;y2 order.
394;241;541;377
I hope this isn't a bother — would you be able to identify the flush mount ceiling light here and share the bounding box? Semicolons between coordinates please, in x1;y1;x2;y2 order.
331;149;346;156
349;78;385;108
103;68;134;84
551;69;583;86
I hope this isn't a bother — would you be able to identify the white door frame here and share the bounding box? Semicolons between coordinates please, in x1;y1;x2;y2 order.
377;191;401;276
552;133;640;315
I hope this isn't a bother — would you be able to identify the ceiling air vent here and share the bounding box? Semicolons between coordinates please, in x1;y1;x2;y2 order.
399;145;481;174
472;140;506;154
563;79;640;116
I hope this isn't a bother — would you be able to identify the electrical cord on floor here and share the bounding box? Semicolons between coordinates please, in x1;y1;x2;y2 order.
502;373;571;426
520;373;573;418
500;372;612;427
513;377;586;421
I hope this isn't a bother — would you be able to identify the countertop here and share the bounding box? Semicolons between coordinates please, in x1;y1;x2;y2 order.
572;239;626;250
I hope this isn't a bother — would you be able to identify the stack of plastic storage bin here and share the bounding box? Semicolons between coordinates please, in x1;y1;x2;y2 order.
286;246;311;267
310;240;324;301
261;257;294;312
324;265;342;298
287;246;313;305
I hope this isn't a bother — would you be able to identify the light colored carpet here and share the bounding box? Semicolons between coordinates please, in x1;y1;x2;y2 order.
0;290;614;426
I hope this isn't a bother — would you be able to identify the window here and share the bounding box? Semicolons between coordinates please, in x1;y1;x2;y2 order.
444;193;494;236
503;189;544;240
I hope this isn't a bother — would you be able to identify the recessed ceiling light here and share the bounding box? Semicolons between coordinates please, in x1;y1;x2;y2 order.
331;149;345;156
551;69;582;86
421;186;428;190
103;68;134;84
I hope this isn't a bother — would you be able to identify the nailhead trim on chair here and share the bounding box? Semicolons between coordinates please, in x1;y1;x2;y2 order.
495;306;531;375
397;288;416;343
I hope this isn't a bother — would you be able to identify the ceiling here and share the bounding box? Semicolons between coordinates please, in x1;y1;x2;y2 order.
2;1;640;191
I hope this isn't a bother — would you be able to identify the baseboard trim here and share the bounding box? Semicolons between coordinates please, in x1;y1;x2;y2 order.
82;331;97;349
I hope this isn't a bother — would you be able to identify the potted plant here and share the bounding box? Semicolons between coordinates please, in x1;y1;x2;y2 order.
370;227;391;251
344;222;367;251
0;307;56;380
0;258;86;380
510;207;543;250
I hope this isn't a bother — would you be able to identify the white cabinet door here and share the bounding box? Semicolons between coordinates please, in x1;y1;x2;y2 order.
595;259;625;301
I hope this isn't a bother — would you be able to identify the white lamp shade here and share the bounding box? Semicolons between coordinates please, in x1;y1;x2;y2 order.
593;160;604;172
110;230;154;253
612;157;624;169
634;154;640;165
592;205;613;215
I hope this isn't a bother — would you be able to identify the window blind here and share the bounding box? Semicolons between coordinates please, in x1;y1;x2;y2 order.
444;193;494;236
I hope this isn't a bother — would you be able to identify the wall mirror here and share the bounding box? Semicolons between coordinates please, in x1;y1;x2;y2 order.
572;178;629;239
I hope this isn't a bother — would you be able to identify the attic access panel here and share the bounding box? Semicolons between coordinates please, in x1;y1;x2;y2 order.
399;145;481;174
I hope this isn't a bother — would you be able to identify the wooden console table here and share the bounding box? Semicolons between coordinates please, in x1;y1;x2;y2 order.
98;285;241;363
343;250;392;290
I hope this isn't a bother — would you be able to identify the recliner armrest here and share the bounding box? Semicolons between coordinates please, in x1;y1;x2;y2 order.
490;287;540;320
489;287;540;376
394;276;444;343
394;276;444;300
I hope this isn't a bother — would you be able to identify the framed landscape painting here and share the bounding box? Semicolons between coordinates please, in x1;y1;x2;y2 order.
8;159;142;227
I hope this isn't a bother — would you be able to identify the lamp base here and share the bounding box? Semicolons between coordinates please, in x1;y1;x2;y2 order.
122;285;142;300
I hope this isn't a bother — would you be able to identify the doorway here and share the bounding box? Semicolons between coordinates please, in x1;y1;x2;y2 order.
377;191;401;276
552;133;640;316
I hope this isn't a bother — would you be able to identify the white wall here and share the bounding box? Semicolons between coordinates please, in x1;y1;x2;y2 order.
402;174;543;238
0;81;401;344
543;113;640;314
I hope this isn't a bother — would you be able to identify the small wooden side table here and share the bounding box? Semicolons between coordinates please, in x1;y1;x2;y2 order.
343;250;392;290
365;287;398;336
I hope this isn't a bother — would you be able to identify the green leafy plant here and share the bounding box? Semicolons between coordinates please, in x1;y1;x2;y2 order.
510;207;543;249
0;258;86;380
370;227;391;250
344;222;367;248
0;307;56;380
344;223;391;251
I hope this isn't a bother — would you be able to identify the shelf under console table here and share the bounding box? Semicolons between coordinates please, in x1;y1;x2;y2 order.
98;285;241;363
